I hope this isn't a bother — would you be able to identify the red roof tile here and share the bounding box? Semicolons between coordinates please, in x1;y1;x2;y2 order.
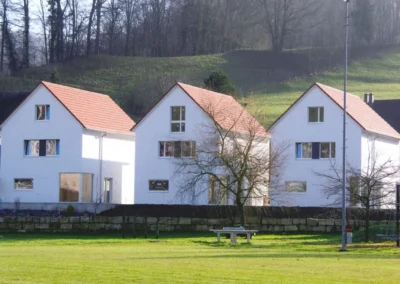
316;83;400;139
42;81;135;134
177;82;269;137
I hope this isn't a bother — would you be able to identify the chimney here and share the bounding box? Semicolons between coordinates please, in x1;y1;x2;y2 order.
364;93;369;103
368;93;374;105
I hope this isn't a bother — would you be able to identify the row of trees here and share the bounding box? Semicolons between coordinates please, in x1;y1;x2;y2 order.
1;0;400;73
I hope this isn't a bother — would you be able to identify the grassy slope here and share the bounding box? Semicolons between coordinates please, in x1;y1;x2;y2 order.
2;47;400;126
0;233;399;284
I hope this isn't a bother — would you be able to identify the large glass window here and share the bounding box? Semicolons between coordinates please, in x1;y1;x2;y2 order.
308;107;324;122
296;142;335;159
171;106;185;132
296;143;312;159
59;173;93;202
320;142;336;159
36;105;50;120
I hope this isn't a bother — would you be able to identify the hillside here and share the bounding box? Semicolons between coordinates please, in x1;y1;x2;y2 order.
1;47;400;127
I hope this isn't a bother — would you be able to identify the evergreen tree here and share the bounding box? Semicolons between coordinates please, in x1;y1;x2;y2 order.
204;69;235;95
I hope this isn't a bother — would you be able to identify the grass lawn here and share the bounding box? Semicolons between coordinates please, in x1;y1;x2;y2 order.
0;233;399;283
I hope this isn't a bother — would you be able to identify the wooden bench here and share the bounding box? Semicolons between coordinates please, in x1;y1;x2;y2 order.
210;227;258;244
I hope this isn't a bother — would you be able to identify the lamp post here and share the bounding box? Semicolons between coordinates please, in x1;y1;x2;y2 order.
341;0;350;252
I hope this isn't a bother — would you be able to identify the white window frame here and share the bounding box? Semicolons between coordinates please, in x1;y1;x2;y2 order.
285;181;307;193
36;105;50;121
308;107;324;123
149;180;169;192
159;141;196;158
320;142;336;159
14;178;33;190
295;142;312;159
171;106;185;133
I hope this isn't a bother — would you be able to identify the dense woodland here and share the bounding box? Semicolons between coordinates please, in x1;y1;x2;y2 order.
0;0;399;74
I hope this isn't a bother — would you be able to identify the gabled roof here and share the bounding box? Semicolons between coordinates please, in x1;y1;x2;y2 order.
0;91;30;125
133;82;269;137
370;99;400;134
41;81;135;134
269;82;400;139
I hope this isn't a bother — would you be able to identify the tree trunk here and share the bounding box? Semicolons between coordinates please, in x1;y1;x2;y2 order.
95;0;102;54
86;0;96;55
22;0;30;68
365;205;370;242
0;5;6;72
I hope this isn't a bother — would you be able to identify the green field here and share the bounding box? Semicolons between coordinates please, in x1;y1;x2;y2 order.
0;233;399;283
3;47;400;126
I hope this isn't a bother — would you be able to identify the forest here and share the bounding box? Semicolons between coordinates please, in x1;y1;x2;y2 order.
0;0;399;74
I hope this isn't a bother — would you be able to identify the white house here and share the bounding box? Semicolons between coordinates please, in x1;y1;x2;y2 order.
269;82;400;207
0;82;136;204
133;82;270;205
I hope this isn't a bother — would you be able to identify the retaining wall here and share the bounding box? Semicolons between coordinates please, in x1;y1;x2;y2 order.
0;215;376;234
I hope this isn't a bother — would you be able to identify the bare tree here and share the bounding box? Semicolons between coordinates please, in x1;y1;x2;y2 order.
37;0;48;64
260;0;321;53
86;0;96;55
174;98;287;226
315;138;400;242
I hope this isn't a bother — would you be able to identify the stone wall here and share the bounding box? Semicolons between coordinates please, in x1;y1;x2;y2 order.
0;216;373;234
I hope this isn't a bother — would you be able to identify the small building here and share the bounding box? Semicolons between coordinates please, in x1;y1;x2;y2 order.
0;82;135;204
269;83;400;207
133;82;269;205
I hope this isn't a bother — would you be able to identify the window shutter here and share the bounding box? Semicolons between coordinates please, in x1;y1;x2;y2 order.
174;141;182;157
312;142;320;159
39;140;47;156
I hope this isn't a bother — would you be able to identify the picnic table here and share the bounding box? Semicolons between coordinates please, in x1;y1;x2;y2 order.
210;227;258;244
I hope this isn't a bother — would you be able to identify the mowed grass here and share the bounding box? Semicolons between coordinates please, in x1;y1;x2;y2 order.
246;47;400;126
0;233;399;283
3;47;400;127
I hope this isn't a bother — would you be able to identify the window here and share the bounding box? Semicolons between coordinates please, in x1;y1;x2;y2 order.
14;178;33;189
25;140;60;156
159;141;196;158
349;176;359;206
36;105;50;120
320;142;335;159
149;180;169;191
296;142;335;159
208;175;229;205
171;106;185;132
286;181;306;192
59;173;93;202
104;178;113;203
296;143;312;159
308;107;324;122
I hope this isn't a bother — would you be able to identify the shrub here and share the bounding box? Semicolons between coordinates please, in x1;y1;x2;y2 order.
204;69;236;95
66;205;75;216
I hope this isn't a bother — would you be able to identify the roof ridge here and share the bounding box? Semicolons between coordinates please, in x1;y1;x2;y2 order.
41;81;110;97
177;82;233;98
315;82;359;99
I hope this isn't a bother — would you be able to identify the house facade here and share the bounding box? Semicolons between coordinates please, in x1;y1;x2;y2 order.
133;82;270;205
269;83;400;207
0;82;135;204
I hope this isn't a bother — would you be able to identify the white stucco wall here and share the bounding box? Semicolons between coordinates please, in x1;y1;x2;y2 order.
361;133;400;208
81;130;135;204
134;86;211;204
270;86;363;207
0;85;83;203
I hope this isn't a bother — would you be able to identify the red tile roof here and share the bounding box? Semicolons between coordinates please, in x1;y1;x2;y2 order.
269;82;400;139
177;82;269;137
316;83;400;139
42;81;135;134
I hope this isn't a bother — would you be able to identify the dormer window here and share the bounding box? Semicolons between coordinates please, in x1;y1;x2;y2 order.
171;106;185;132
36;105;50;120
308;107;324;123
